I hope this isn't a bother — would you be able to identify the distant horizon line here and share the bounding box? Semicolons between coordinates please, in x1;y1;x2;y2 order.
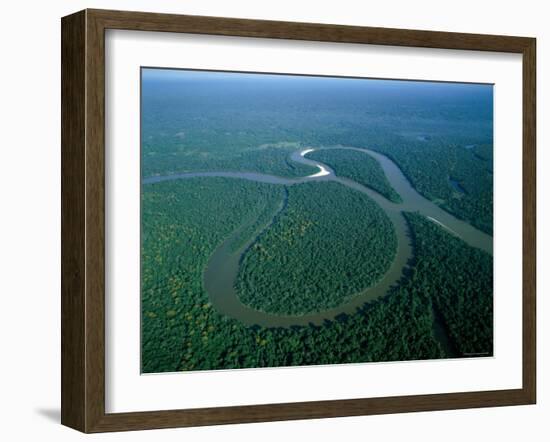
141;66;494;87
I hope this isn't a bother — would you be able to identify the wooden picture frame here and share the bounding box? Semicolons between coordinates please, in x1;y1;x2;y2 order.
61;8;536;433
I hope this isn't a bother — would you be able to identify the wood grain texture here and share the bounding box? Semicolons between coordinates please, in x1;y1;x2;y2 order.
89;8;532;52
61;8;537;433
84;9;107;433
61;10;86;432
522;38;537;404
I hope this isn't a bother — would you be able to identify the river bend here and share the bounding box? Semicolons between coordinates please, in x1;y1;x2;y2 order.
142;147;492;327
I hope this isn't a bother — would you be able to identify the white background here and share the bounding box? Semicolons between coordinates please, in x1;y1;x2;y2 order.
0;0;547;440
106;30;522;413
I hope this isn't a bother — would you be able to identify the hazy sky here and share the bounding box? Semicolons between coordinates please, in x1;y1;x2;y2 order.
141;67;493;92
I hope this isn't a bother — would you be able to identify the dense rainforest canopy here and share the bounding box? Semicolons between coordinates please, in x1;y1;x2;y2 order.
142;71;493;233
236;181;397;315
140;70;493;373
141;178;492;373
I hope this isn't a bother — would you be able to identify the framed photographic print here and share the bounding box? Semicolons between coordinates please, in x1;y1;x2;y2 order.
61;9;536;433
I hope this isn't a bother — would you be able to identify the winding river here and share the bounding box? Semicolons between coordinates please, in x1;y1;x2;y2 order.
143;147;493;327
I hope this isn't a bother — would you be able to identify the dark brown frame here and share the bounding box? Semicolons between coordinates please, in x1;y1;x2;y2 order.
61;8;536;433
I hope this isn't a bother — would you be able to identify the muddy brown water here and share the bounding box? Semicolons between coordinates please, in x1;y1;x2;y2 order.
142;147;492;327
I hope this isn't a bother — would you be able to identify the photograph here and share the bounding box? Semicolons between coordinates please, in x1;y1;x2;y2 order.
140;68;494;374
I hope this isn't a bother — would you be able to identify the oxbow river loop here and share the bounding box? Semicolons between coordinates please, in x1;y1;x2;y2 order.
142;147;493;327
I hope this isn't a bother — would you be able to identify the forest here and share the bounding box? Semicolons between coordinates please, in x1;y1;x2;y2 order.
368;138;494;234
141;177;492;373
141;70;494;373
305;149;402;203
142;72;493;234
141;178;282;372
235;181;396;315
403;212;493;355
